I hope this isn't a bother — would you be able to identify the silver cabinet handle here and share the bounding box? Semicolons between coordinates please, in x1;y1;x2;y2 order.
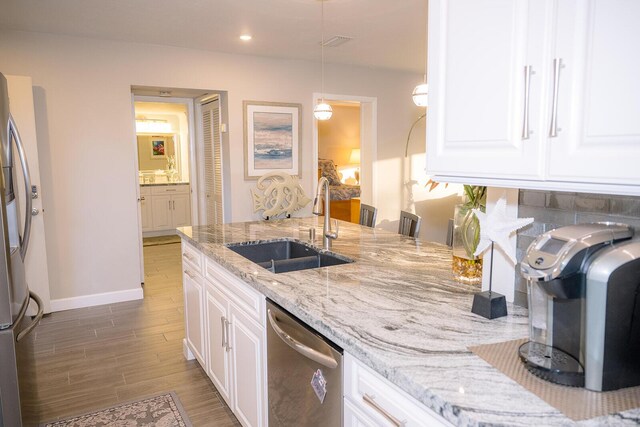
549;58;562;137
267;309;338;369
224;318;232;351
522;65;533;139
17;291;44;342
172;200;175;210
168;200;172;210
220;316;227;348
8;114;32;260
183;252;196;263
184;269;196;279
31;208;39;216
362;393;407;427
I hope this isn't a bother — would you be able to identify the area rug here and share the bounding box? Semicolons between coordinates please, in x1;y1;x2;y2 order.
469;338;640;421
143;235;182;247
40;391;192;427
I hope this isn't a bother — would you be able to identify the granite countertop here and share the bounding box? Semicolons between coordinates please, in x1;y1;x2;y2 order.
177;217;640;426
140;182;190;187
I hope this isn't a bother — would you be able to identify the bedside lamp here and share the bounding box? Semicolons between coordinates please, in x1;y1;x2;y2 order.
349;148;361;184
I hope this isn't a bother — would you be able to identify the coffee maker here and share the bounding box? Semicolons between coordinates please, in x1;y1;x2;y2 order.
519;222;635;390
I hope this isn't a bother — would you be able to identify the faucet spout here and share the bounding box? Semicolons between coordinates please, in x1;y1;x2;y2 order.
312;177;338;250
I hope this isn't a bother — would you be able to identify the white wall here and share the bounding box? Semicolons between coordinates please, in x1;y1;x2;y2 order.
0;29;432;304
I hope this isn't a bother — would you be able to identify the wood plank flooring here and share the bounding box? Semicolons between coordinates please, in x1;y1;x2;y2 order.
25;242;240;426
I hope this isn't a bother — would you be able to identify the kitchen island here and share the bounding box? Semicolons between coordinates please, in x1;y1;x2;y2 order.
178;217;640;426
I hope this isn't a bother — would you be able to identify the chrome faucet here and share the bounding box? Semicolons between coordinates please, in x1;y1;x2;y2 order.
312;177;338;250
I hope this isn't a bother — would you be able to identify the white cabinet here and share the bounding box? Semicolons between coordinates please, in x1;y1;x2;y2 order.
344;353;452;427
205;282;232;405
182;244;205;367
183;239;267;427
427;0;640;195
142;184;191;232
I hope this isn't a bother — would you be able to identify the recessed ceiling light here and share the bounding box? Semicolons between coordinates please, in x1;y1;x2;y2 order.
240;34;252;41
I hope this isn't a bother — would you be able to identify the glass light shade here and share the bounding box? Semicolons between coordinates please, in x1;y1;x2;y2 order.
412;83;429;107
314;102;333;120
349;148;361;164
135;120;173;133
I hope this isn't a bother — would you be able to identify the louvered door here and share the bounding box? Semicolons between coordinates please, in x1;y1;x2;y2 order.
201;98;224;225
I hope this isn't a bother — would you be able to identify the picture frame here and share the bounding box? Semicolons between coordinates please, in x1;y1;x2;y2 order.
151;138;166;158
243;101;302;179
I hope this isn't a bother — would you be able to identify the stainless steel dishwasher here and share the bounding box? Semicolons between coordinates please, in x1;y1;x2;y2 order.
266;299;343;427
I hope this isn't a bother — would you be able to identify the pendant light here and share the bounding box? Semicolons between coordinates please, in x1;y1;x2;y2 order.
412;74;429;107
314;0;332;120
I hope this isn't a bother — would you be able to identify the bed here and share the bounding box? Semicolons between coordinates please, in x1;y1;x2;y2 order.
318;159;361;223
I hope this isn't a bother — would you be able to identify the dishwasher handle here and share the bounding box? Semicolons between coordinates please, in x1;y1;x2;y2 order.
267;308;338;369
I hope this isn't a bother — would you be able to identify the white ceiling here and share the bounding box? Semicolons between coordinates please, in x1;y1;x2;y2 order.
0;0;428;73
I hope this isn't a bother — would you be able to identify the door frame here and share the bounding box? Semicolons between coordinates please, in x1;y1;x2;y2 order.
130;95;199;283
311;93;378;207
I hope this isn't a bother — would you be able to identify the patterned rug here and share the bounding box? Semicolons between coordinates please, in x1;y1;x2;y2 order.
143;235;182;247
40;392;192;427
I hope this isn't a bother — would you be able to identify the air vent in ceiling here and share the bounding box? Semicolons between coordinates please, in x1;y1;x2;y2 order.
321;35;353;47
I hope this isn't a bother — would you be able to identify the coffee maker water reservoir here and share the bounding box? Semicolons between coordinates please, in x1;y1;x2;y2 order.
519;223;633;389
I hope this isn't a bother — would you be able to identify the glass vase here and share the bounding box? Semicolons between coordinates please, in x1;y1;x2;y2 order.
452;203;483;284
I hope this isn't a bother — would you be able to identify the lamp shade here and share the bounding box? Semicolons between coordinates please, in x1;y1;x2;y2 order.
314;102;333;120
412;83;429;107
349;148;361;164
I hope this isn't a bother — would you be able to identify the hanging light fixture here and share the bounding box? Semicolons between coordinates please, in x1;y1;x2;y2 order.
314;0;332;121
412;74;429;107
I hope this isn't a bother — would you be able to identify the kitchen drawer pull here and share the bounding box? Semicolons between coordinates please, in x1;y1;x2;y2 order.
224;319;232;351
522;65;532;139
549;58;562;138
221;316;227;349
184;269;196;279
183;252;197;263
362;393;407;427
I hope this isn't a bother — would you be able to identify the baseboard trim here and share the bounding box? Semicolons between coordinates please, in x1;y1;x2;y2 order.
50;287;144;312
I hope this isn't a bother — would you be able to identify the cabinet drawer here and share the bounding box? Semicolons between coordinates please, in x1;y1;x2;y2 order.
139;186;151;196
344;353;451;427
151;184;190;195
205;257;264;325
182;241;203;274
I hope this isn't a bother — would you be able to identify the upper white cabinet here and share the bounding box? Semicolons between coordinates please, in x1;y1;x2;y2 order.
426;0;640;195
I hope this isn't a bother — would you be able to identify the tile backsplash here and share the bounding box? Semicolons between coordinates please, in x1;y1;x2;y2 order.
514;190;640;307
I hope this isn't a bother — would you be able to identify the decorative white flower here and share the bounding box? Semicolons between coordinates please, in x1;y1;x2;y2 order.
472;196;534;264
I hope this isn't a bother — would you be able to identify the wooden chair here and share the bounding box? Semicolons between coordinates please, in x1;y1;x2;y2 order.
398;211;421;238
359;204;377;227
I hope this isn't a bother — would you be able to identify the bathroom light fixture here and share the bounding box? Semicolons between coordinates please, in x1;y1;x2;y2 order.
314;0;332;121
240;34;252;41
135;119;173;134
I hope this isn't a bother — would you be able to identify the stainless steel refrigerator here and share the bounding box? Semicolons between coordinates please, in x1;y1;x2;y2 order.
0;72;44;427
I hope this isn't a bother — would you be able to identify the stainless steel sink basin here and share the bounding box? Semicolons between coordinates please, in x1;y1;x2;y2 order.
225;240;353;273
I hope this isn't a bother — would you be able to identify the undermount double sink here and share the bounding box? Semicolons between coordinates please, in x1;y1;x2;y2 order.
225;239;353;273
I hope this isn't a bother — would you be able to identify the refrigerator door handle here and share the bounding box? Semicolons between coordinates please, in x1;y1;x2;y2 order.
8;114;33;260
16;291;43;342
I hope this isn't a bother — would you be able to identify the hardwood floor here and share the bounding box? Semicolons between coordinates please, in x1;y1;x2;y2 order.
27;242;240;426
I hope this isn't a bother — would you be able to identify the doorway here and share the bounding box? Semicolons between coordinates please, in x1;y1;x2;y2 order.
312;93;377;222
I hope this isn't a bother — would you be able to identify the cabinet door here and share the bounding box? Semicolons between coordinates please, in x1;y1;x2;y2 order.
183;269;205;366
229;304;266;427
547;0;640;186
151;194;172;230
427;0;541;180
171;193;192;228
205;283;233;407
140;195;153;232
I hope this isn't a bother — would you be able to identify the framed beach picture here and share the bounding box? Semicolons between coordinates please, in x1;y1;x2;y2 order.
243;101;302;179
151;139;166;158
